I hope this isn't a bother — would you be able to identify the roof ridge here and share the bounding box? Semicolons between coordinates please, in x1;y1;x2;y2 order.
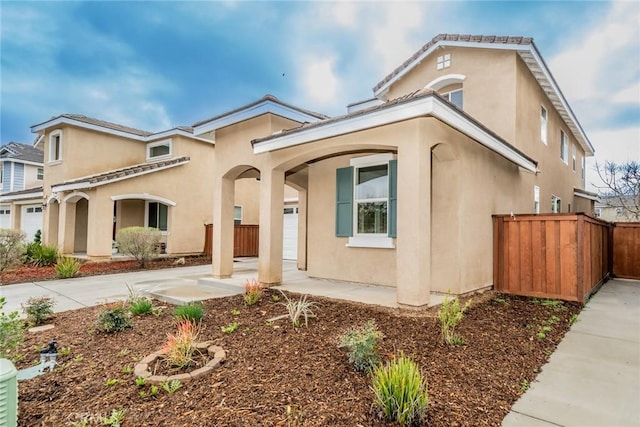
373;33;533;93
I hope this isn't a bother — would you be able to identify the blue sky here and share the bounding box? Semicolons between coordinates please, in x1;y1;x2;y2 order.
1;1;638;189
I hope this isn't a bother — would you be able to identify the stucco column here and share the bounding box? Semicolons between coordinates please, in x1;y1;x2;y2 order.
396;141;431;307
86;196;112;258
297;189;308;271
212;174;235;278
59;199;76;254
258;168;284;284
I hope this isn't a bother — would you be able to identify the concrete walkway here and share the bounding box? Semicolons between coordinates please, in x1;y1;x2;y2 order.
0;258;444;316
502;279;640;427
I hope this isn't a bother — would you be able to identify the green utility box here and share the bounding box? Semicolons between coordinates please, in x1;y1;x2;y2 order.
0;358;18;427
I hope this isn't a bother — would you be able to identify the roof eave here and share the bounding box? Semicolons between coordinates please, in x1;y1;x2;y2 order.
192;99;324;136
253;94;538;174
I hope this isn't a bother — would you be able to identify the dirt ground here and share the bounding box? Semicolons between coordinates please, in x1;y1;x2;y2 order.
11;284;580;426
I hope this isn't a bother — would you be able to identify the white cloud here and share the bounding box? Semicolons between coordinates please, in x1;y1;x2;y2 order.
612;81;640;105
550;1;640;103
585;127;640;191
297;55;340;107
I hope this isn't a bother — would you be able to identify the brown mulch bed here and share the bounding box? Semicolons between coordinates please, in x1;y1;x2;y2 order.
12;289;581;426
0;256;211;285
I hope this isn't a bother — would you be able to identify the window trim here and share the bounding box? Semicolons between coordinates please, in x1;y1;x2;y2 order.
441;88;463;109
37;167;44;180
560;131;568;165
234;205;243;225
534;185;540;214
540;106;548;145
145;201;169;233
146;139;172;161
551;195;562;213
49;130;63;163
436;53;451;70
572;145;577;171
347;153;395;249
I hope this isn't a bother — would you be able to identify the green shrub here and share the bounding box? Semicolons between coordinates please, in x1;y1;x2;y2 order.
0;296;24;359
22;296;55;325
0;229;25;272
172;302;204;322
438;296;472;345
25;243;58;266
338;320;383;372
371;353;429;425
115;227;161;267
130;299;153;316
56;256;81;278
95;306;132;333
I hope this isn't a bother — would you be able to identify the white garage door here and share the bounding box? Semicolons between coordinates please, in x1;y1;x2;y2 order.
21;204;43;242
0;205;10;229
283;206;298;260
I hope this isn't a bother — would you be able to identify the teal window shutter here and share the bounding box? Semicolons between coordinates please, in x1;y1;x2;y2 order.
336;166;354;237
388;159;397;238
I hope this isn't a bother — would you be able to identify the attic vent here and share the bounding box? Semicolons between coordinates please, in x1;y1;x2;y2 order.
437;54;451;70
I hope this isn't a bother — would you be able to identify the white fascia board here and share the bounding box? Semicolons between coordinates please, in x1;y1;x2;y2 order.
51;161;189;192
574;190;599;202
34;134;44;148
193;100;322;136
253;96;538;173
254;97;437;154
3;159;43;167
31;117;147;141
147;129;214;145
0;191;43;203
521;48;594;155
430;101;538;173
111;193;177;206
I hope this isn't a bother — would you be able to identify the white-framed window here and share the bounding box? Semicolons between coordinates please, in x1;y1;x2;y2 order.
37;167;44;180
25;207;43;213
616;207;623;217
346;153;395;248
146;139;172;161
551;195;561;213
534;185;540;214
0;163;3;184
442;89;463;109
49;130;62;162
560;131;568;164
146;201;168;231
234;205;242;225
572;145;577;171
540;106;548;145
595;207;602;218
581;156;586;181
0;209;10;215
436;53;451;70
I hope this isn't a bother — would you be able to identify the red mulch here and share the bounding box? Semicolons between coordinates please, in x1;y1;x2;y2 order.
0;256;211;285
10;287;581;426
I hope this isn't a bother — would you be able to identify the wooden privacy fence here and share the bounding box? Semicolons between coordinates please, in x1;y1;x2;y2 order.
203;224;259;258
493;213;610;303
612;222;640;279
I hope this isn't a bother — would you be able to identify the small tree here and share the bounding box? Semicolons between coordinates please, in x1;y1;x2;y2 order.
595;161;640;221
0;229;25;273
116;227;162;267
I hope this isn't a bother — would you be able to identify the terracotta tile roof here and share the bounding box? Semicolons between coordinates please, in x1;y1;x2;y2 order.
61;114;153;136
0;142;44;163
0;186;43;198
192;94;329;128
373;33;533;93
54;156;190;189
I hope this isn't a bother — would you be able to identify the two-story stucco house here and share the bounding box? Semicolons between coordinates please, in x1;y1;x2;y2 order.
29;97;325;260
0;142;45;240
204;34;597;308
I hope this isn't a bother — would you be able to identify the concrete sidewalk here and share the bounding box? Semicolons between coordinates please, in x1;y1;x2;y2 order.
502;279;640;427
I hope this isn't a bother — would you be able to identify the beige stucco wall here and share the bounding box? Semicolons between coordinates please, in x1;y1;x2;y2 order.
385;47;518;143
24;164;43;190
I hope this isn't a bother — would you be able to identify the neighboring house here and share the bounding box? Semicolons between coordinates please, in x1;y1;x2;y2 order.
29;98;324;260
202;34;596;308
595;195;640;222
0;142;45;240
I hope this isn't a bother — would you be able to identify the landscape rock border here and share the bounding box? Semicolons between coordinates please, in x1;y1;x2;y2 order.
134;341;226;384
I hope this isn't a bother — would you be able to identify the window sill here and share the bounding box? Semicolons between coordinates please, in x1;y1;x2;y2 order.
48;160;63;166
346;236;395;249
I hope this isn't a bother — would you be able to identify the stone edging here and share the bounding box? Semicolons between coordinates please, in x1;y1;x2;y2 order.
134;341;226;384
